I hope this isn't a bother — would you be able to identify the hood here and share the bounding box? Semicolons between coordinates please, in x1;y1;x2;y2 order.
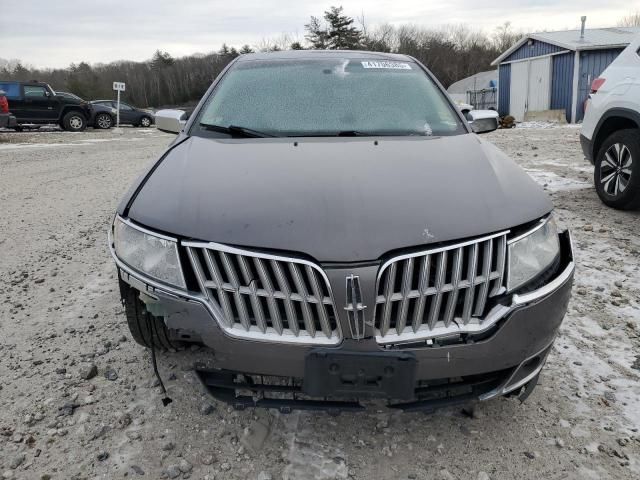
56;95;84;106
126;134;552;262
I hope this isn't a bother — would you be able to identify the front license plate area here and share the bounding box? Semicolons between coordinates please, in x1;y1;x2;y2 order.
303;350;416;400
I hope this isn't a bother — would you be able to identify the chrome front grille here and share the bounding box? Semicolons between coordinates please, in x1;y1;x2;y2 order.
374;232;508;343
183;241;341;344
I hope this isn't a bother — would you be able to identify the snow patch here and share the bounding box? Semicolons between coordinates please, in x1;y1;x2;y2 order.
0;142;80;150
525;168;592;191
517;121;562;129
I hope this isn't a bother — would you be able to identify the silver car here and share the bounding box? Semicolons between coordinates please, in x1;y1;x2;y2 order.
109;50;574;412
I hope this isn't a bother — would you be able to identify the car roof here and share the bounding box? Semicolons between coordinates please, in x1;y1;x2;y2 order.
236;49;414;62
0;80;46;85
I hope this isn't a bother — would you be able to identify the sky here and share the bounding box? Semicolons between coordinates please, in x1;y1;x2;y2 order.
0;0;637;68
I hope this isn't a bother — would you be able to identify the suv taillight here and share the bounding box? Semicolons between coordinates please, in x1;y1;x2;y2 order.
590;78;606;94
0;96;8;114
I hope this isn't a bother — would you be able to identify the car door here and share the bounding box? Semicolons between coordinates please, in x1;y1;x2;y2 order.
22;85;58;121
92;101;112;111
114;102;136;124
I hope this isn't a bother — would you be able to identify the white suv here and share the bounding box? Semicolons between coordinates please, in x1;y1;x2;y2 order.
581;34;640;210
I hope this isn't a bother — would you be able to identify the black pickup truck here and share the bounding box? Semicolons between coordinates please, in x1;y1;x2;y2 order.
0;81;92;131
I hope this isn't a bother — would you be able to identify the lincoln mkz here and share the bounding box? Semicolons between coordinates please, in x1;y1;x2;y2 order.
109;51;574;412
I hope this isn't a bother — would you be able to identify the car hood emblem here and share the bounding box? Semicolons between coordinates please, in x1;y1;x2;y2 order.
344;274;367;340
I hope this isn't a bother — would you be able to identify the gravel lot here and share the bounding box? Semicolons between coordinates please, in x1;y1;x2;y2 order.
0;125;639;480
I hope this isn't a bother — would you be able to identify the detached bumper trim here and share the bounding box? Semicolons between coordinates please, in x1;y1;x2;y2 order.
512;260;574;305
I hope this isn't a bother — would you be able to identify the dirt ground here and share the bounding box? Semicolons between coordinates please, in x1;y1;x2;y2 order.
0;125;639;480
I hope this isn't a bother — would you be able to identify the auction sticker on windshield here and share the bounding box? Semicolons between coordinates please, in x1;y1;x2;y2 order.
361;61;412;70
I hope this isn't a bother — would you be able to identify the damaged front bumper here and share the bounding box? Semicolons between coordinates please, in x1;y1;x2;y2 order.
194;339;555;414
112;230;574;412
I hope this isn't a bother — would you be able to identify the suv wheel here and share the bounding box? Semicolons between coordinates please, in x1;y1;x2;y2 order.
594;129;640;210
95;113;113;129
62;111;87;132
139;116;152;128
120;281;183;351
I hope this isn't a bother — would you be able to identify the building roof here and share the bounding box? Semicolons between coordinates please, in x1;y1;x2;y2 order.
447;70;497;94
492;27;640;65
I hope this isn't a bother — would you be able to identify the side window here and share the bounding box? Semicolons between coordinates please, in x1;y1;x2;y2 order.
119;103;134;111
24;86;48;98
0;82;21;99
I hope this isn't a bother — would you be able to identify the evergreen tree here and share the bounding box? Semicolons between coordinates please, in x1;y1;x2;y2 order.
305;6;363;50
12;62;30;78
150;50;174;69
305;16;329;49
239;44;254;54
325;6;362;49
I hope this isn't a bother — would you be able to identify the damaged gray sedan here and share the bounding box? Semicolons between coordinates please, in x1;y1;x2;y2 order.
109;50;574;412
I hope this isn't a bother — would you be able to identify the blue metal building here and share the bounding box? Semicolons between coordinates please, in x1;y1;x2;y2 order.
492;26;640;123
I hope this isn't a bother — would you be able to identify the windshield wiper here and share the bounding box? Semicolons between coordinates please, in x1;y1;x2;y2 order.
308;130;422;137
287;130;374;137
336;130;368;137
199;123;273;138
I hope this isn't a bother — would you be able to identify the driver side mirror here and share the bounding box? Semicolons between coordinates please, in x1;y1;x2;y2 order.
468;110;499;134
155;109;187;134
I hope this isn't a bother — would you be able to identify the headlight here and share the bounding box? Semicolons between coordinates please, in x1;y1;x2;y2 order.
113;217;186;288
507;216;560;291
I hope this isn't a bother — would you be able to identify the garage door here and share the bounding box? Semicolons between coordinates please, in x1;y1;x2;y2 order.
527;56;551;112
509;57;552;122
510;61;529;122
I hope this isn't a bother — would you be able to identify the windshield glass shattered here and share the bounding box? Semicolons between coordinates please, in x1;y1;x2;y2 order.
195;58;465;137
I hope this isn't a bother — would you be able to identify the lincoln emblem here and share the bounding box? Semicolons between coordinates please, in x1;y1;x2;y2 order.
344;274;367;340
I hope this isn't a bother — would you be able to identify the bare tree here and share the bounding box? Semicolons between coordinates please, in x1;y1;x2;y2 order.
255;33;299;52
618;11;640;27
362;23;396;52
493;22;522;52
